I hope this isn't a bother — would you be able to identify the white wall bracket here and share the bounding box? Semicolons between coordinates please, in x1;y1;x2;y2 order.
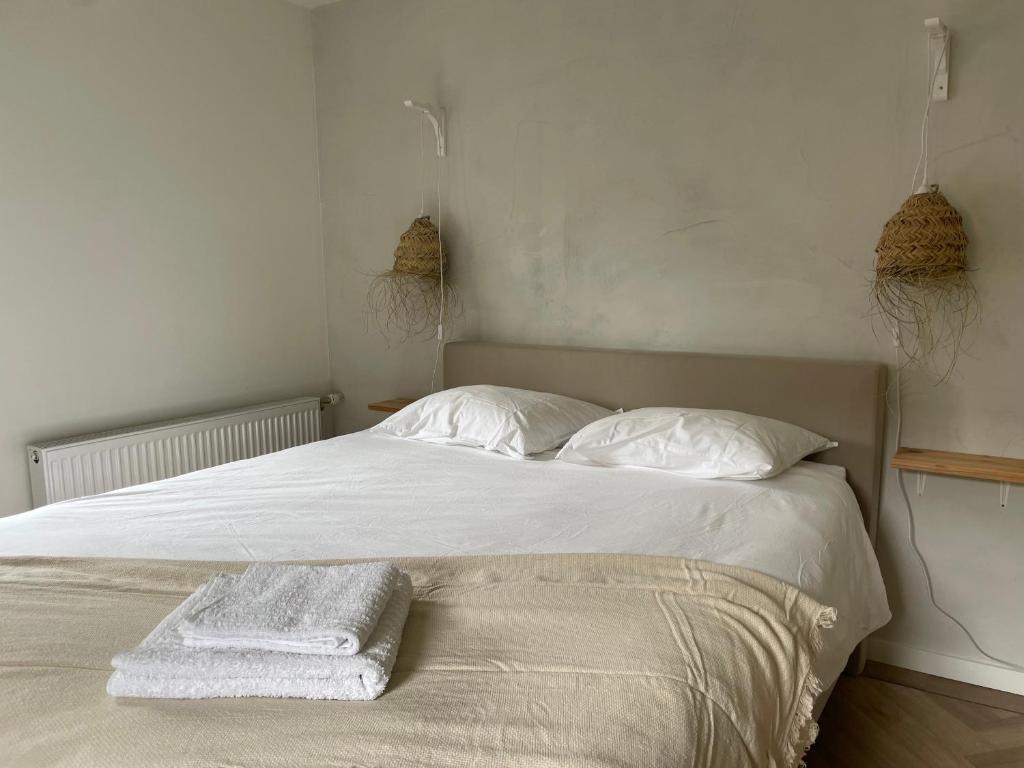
403;100;446;157
925;17;950;102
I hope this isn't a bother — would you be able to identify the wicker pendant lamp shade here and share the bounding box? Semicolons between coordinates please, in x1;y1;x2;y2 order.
872;186;976;375
368;215;456;341
391;216;447;276
875;189;968;280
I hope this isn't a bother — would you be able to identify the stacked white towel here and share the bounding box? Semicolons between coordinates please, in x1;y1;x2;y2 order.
107;562;412;701
179;562;401;655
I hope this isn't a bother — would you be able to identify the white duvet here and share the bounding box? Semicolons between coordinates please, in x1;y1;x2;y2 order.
0;431;889;694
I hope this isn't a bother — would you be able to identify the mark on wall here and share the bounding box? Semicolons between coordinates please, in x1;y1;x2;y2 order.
661;219;723;237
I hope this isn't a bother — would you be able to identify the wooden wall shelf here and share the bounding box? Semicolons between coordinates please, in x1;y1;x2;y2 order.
368;398;416;414
891;447;1024;485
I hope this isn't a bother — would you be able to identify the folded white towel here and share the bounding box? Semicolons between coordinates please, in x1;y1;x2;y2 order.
107;571;413;700
179;561;400;656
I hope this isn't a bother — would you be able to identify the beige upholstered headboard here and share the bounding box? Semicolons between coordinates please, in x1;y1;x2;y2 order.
444;340;887;543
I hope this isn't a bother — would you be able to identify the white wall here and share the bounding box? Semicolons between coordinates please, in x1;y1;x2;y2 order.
0;0;328;514
313;0;1024;687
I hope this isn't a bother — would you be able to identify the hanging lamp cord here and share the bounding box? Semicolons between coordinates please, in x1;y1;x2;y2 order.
910;36;948;193
429;127;445;393
892;342;1024;671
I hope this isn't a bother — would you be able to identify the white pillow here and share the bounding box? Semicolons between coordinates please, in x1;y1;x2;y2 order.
371;385;613;458
556;407;836;479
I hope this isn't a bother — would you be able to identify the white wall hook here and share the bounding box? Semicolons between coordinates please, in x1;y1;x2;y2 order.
916;472;927;496
1000;482;1010;508
403;100;446;157
925;17;950;102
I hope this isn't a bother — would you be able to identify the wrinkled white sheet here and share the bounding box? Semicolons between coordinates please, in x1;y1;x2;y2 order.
0;431;889;692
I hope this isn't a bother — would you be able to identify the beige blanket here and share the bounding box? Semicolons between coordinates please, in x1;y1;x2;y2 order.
0;554;833;768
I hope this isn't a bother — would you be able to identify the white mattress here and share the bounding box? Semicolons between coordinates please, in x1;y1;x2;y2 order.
0;431;889;693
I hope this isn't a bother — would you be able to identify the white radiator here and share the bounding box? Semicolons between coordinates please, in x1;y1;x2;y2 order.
27;397;323;508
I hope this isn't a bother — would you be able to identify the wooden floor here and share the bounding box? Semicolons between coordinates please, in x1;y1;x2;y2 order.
806;670;1024;767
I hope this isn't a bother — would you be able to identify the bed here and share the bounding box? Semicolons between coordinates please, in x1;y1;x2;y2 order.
0;341;890;767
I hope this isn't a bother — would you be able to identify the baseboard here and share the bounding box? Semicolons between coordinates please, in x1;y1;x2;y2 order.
869;638;1024;697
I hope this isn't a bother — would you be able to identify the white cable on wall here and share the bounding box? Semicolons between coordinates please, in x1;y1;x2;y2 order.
892;347;1024;671
910;36;947;193
430;137;445;393
407;102;446;394
418;113;426;217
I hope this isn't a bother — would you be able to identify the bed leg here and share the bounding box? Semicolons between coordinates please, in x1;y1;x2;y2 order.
844;642;868;676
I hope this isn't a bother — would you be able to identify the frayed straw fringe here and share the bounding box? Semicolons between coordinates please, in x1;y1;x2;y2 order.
367;272;458;342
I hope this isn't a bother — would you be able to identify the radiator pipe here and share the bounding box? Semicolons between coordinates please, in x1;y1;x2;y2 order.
320;393;343;409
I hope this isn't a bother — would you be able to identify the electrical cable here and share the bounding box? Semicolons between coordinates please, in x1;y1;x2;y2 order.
892;347;1024;671
409;105;445;393
910;36;947;194
418;113;426;217
429;137;445;393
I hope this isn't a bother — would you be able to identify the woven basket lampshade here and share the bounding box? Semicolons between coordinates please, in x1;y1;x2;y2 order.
875;188;968;281
872;185;975;376
391;216;447;277
367;215;455;340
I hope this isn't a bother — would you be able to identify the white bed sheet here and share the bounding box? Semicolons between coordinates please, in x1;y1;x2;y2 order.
0;431;889;693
